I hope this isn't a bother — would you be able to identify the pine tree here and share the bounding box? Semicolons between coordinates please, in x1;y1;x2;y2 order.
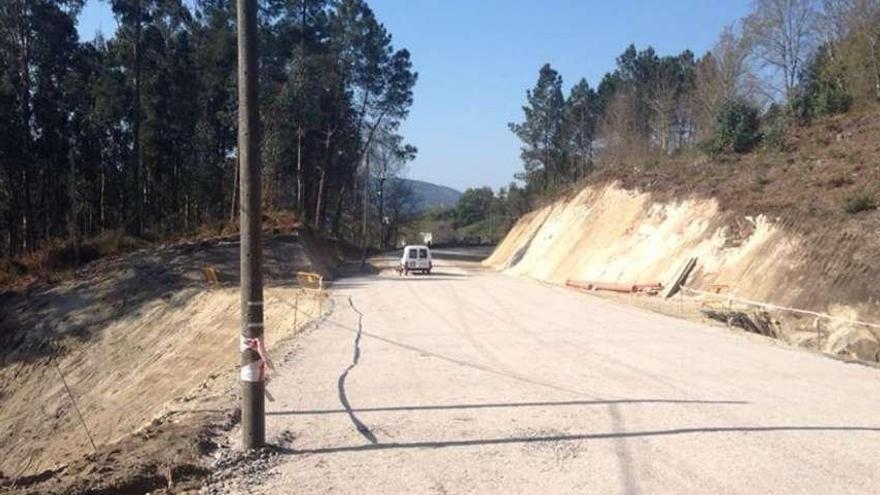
565;78;599;180
509;63;566;195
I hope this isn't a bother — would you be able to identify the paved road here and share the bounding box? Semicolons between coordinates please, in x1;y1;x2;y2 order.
244;249;880;494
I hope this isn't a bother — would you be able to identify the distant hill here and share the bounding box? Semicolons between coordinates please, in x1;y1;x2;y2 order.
393;178;462;212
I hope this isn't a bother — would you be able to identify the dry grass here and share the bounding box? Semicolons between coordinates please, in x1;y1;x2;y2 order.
590;105;880;231
0;210;308;291
0;231;151;289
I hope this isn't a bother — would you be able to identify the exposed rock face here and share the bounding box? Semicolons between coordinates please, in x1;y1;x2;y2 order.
487;182;880;362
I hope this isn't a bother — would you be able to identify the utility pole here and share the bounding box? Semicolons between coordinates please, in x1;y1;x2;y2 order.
237;0;264;450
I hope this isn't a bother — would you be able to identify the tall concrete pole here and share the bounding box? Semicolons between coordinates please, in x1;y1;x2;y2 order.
237;0;264;450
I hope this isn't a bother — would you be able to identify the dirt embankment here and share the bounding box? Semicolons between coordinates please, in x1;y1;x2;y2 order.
487;112;880;363
0;232;330;493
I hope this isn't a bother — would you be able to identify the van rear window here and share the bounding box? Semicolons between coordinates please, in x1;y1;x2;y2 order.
419;249;428;258
408;248;418;258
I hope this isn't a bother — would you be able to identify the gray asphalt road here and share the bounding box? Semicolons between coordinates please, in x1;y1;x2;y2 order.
235;249;880;494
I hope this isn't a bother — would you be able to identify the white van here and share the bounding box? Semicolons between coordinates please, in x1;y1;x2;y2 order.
398;245;432;275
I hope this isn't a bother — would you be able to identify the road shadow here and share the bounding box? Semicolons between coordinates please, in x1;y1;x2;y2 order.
381;275;469;282
329;276;470;290
276;425;880;456
267;398;748;416
407;271;469;277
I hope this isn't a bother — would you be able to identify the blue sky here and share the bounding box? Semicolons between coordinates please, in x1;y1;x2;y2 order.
76;0;752;191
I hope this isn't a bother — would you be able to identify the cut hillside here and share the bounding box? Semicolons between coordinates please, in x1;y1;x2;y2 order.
487;109;880;363
0;232;331;493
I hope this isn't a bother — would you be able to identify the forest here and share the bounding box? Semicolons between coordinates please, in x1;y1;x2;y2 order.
507;0;880;205
6;0;880;263
0;0;416;260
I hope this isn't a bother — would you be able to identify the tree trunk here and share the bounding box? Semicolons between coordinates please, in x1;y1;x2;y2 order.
100;162;106;232
4;165;21;257
68;144;80;264
331;181;346;238
132;0;144;237
868;36;880;100
314;167;325;230
315;129;333;230
18;0;34;252
377;177;385;248
229;156;239;226
296;127;303;213
361;154;369;261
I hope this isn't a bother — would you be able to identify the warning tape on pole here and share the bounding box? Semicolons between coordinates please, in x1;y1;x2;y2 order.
680;285;880;331
240;336;275;382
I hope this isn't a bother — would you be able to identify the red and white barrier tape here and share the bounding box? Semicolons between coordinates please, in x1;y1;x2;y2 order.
680;285;880;331
240;336;275;382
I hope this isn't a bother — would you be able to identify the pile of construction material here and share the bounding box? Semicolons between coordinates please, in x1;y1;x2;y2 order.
565;280;663;295
565;256;698;297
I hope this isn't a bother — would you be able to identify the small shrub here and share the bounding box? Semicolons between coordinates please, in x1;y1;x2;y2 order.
788;92;813;125
829;148;847;160
751;162;771;191
845;150;861;165
761;104;788;151
0;259;28;286
828;175;853;188
791;85;851;124
844;193;877;214
752;172;770;189
703;99;762;156
814;86;852;116
791;46;853;124
43;242;101;270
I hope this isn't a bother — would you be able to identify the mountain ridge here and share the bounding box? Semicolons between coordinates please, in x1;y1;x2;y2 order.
394;178;462;212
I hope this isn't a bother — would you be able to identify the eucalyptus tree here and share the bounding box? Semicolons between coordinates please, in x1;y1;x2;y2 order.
109;0;158;235
0;0;85;255
0;0;418;260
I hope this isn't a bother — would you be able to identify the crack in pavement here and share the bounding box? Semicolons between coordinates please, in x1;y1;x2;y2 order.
337;296;378;444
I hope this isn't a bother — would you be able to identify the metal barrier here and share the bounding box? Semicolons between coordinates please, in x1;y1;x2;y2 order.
296;271;323;291
681;284;880;331
202;266;220;285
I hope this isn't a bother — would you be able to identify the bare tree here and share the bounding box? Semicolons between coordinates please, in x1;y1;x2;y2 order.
695;26;760;138
598;91;645;165
716;26;759;102
744;0;820;99
650;74;679;153
820;0;857;42
368;128;415;248
822;0;880;98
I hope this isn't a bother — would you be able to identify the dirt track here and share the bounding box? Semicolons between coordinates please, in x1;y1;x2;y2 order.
216;248;880;494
